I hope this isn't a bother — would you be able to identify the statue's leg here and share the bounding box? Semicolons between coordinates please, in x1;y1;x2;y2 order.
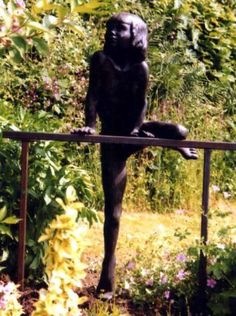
97;145;127;294
141;121;198;159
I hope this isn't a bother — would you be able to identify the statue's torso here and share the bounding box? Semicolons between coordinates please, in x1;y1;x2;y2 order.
94;51;147;135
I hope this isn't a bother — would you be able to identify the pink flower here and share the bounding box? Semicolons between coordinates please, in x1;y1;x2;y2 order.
0;281;5;292
207;278;217;288
212;185;220;193
15;0;25;8
145;278;154;287
126;261;136;270
164;290;170;299
176;253;186;262
176;269;186;281
159;272;168;284
0;25;6;32
4;282;15;294
0;297;7;310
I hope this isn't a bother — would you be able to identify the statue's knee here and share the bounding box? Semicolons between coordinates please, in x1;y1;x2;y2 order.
111;213;121;227
106;210;121;228
176;124;188;139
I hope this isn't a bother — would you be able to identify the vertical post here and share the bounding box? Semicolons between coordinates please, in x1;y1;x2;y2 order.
18;141;29;290
198;149;211;314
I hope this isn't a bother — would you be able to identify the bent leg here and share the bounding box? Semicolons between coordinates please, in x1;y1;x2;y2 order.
141;121;198;159
97;145;127;294
141;121;188;139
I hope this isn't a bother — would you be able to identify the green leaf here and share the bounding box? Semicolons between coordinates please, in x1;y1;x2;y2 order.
0;224;13;238
56;197;66;210
44;193;52;205
11;36;27;58
27;21;51;33
66;185;77;203
8;48;22;63
2;216;20;224
29;254;40;269
32;0;54;13
73;0;106;14
33;38;49;56
0;250;9;262
0;206;7;222
70;0;81;12
63;20;84;36
56;5;69;21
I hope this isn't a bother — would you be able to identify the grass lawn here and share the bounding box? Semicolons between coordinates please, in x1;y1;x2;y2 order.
85;198;236;264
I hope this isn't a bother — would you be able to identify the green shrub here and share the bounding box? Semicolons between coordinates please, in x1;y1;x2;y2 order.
0;100;98;281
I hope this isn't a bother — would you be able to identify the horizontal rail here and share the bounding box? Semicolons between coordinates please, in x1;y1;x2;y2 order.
2;131;236;151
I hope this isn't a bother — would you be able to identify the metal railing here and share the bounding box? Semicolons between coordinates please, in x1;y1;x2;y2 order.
2;131;236;312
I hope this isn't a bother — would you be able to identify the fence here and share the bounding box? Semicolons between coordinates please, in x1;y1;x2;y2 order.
2;131;236;313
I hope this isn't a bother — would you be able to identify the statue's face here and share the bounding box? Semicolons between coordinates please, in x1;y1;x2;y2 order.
105;19;131;50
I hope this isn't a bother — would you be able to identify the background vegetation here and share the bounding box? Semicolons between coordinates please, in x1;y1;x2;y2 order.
0;0;235;313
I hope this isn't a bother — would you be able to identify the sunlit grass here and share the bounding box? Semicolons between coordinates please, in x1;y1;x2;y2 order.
85;198;236;263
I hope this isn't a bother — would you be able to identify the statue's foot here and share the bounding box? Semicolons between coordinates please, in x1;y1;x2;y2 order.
95;290;113;301
177;147;198;160
96;278;114;301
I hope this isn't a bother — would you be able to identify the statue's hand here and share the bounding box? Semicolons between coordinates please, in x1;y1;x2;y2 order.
139;130;155;138
130;129;155;138
71;126;96;135
130;129;140;137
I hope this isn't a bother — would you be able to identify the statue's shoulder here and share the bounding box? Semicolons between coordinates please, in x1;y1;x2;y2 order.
133;61;149;79
91;51;107;65
136;60;148;71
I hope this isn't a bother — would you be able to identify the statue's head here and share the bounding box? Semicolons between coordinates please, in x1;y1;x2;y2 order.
104;12;148;62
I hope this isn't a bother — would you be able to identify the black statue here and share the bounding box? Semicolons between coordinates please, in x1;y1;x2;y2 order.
73;12;197;295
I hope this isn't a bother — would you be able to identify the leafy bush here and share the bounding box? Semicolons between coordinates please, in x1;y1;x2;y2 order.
0;0;111;63
0;100;98;281
32;186;89;316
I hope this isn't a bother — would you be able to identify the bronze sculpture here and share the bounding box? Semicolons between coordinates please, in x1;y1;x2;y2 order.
73;12;197;295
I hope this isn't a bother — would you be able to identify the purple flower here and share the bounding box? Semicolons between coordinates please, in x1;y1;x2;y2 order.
176;269;186;281
15;0;25;8
145;278;154;287
159;272;168;284
126;261;135;270
4;282;15;294
176;253;186;262
0;296;7;310
207;278;217;288
164;290;170;299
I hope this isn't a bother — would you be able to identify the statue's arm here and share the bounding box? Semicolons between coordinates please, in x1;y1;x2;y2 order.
130;61;149;136
73;52;102;135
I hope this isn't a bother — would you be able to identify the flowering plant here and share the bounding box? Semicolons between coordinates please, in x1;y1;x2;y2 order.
32;186;88;316
0;0;108;63
0;281;23;316
116;216;236;315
